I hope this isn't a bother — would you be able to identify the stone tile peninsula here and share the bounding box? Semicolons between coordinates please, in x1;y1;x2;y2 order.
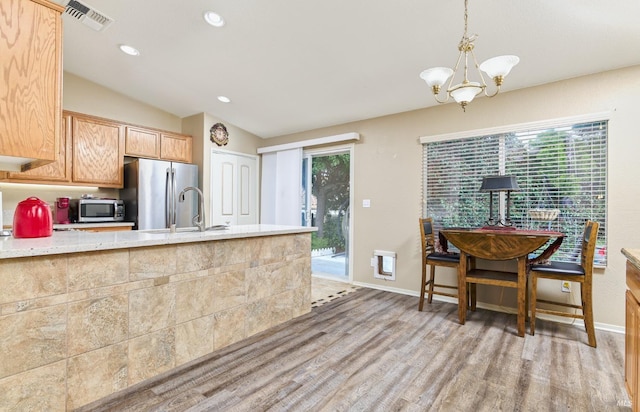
0;224;315;411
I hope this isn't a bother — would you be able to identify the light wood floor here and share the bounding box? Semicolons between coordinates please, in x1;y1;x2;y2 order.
78;288;631;411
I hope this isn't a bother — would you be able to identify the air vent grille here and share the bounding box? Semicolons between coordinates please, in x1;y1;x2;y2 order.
64;0;113;31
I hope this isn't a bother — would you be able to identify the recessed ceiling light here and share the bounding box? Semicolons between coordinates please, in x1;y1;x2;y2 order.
217;96;231;103
119;44;140;56
203;11;225;27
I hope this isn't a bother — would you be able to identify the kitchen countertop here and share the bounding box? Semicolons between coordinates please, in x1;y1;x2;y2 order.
0;224;316;259
622;248;640;269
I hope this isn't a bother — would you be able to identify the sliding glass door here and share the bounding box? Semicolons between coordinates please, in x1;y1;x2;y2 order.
302;147;352;281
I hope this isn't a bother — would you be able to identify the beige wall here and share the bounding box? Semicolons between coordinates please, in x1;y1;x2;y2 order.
264;65;640;329
63;72;182;132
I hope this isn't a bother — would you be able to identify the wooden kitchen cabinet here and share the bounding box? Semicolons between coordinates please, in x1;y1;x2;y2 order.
72;113;124;188
2;109;190;187
0;0;64;172
124;126;161;159
160;132;193;163
125;127;192;163
626;259;640;411
1;114;72;183
67;226;132;232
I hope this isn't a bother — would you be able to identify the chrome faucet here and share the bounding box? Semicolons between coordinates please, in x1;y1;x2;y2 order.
178;186;206;232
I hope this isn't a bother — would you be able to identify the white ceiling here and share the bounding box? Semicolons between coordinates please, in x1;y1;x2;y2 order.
53;0;640;138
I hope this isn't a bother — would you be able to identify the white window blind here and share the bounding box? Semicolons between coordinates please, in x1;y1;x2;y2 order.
423;119;607;264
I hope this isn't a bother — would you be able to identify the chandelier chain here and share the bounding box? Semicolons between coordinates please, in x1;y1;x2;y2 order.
458;0;476;52
464;0;468;37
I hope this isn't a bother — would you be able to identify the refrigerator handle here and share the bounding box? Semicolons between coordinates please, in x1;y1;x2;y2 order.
171;167;178;225
166;167;173;227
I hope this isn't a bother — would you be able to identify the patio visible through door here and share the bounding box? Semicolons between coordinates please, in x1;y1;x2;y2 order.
302;148;351;281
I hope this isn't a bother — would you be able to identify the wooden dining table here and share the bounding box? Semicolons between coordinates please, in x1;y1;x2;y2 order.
441;228;564;337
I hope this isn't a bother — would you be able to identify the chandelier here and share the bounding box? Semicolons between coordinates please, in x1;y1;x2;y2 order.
419;0;519;111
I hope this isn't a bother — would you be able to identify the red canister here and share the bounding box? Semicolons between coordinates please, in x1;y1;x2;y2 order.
13;197;53;238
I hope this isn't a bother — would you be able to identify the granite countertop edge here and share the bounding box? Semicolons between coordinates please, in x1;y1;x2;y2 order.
622;248;640;270
0;225;316;259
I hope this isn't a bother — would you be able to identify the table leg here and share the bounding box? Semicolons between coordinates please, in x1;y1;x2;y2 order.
458;250;468;325
517;256;527;337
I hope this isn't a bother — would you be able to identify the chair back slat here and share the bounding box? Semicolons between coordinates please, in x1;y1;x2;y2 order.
420;217;436;255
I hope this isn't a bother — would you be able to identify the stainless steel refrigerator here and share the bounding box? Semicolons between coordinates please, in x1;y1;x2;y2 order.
120;158;199;230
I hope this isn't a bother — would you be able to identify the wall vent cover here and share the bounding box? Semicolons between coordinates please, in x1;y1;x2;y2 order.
64;0;113;31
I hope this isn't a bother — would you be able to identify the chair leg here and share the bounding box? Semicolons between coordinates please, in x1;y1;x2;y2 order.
469;283;476;311
581;282;597;348
419;263;427;311
427;265;436;304
525;275;529;322
530;274;538;336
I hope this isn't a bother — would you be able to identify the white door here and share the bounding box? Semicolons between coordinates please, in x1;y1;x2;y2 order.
210;150;258;225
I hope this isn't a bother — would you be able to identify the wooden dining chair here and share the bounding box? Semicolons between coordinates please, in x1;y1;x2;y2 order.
419;217;474;311
529;220;600;347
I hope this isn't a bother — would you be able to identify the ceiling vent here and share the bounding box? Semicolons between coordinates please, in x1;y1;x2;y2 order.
63;0;113;31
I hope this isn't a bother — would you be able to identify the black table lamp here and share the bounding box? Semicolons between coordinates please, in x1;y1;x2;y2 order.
479;175;520;227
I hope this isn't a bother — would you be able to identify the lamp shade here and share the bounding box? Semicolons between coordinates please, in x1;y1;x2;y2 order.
479;55;520;79
450;82;483;104
420;67;454;88
479;175;520;192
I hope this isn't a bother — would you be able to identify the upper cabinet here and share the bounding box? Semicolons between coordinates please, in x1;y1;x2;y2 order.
160;132;193;163
0;108;191;187
72;113;124;188
124;127;192;163
125;126;161;159
0;0;64;172
1;113;72;183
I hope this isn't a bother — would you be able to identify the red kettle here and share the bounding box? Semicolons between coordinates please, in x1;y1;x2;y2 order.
13;197;53;238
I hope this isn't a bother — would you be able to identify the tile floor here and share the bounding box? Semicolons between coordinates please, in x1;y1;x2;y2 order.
311;276;360;308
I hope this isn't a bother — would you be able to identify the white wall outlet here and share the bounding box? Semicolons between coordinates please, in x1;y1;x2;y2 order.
561;281;571;293
362;199;371;208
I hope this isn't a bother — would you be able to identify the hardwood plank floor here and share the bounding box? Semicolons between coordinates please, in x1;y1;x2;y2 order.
77;288;631;411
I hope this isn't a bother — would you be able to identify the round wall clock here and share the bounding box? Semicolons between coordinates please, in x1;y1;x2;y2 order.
210;123;229;146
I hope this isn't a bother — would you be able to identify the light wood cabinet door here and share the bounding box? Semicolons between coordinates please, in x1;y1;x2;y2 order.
72;115;124;187
125;126;160;159
626;290;638;409
161;132;192;163
72;226;132;232
0;0;63;171
1;114;71;183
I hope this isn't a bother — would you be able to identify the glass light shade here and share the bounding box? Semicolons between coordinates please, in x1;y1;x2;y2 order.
450;82;483;104
479;55;520;78
419;67;454;88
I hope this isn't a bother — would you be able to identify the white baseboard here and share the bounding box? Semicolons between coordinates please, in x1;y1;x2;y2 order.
352;281;624;335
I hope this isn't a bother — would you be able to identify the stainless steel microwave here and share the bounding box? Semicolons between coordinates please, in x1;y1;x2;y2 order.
70;199;125;222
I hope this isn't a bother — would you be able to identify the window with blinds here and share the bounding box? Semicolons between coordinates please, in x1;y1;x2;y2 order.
423;119;608;265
